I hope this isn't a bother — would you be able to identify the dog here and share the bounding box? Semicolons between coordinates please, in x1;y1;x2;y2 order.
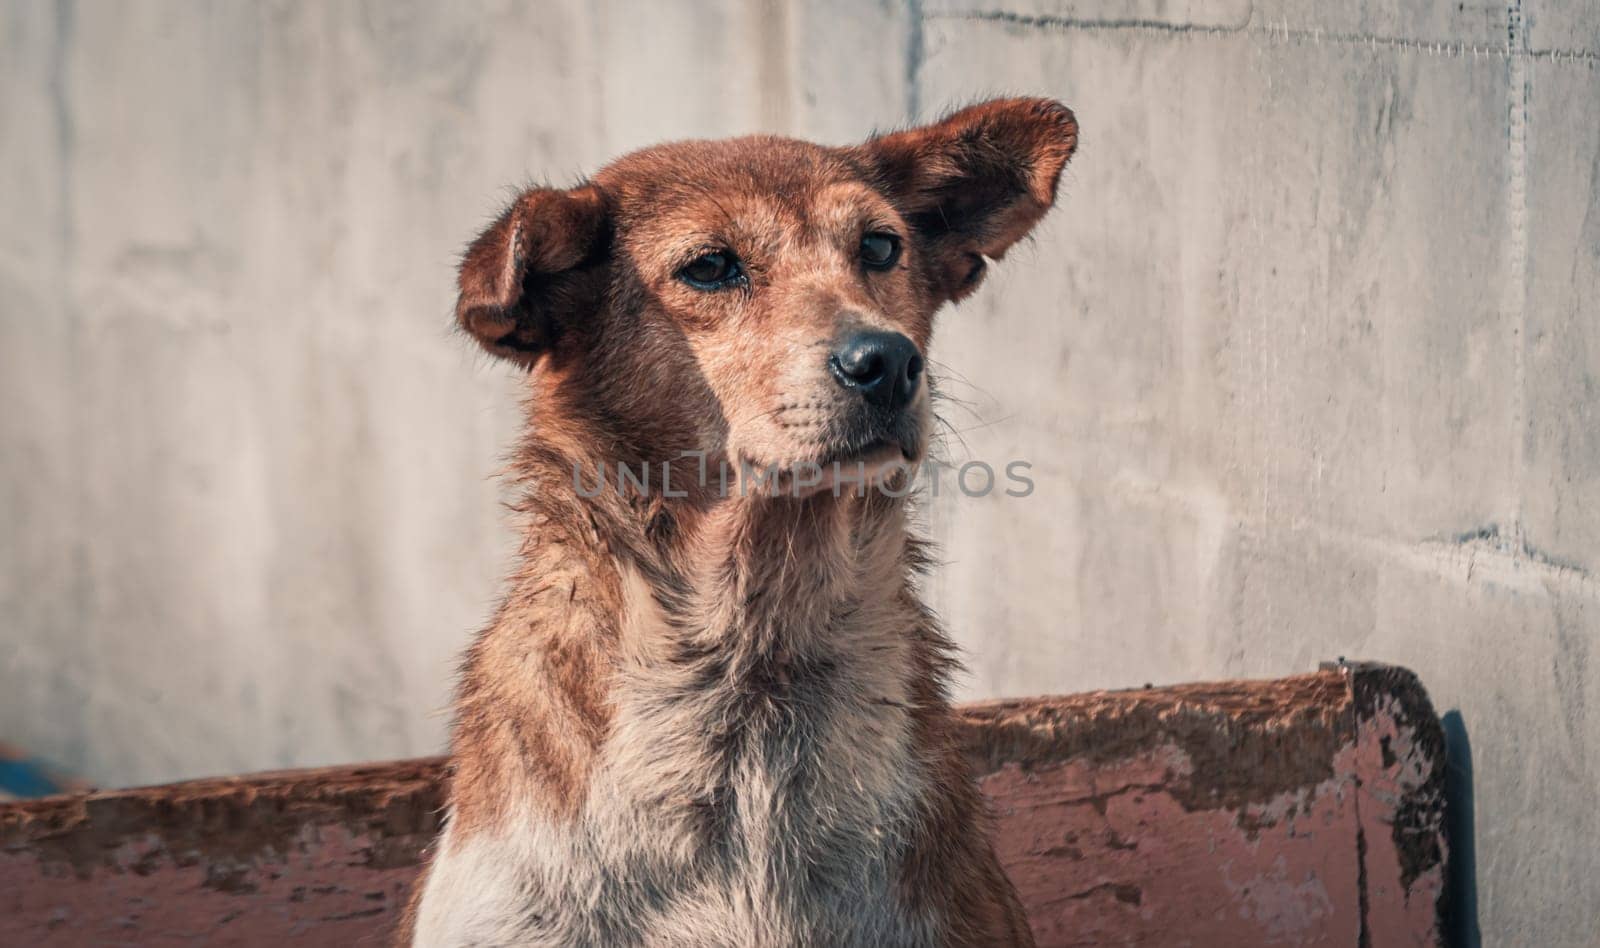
407;97;1077;947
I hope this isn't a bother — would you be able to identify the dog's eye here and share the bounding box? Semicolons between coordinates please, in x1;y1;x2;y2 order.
678;251;743;290
860;232;902;270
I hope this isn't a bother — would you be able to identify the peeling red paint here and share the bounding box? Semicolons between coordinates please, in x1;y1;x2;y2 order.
0;665;1447;947
979;723;1368;945
1351;691;1449;946
1;824;415;946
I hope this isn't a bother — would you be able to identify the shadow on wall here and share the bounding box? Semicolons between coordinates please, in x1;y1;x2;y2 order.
1441;711;1480;948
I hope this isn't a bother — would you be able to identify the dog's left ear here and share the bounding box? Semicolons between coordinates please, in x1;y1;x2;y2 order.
854;98;1078;302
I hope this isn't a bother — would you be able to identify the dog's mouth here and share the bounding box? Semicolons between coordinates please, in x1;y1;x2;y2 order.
736;429;921;500
727;397;927;499
820;434;917;468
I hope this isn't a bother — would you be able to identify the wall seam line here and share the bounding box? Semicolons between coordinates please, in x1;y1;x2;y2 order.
929;9;1600;64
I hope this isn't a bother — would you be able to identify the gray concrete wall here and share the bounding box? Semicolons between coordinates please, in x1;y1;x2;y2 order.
2;0;1595;942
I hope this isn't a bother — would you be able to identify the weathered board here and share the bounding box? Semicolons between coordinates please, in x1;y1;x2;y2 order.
0;663;1447;946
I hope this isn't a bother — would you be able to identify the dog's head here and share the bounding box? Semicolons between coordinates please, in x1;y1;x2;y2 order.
456;98;1076;496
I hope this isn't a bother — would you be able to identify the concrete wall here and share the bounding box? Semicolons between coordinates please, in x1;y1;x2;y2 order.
1;0;1595;942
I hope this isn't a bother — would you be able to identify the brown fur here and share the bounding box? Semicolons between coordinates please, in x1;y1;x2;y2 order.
406;99;1077;947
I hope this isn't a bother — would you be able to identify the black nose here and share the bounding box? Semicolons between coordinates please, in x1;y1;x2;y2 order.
829;330;924;411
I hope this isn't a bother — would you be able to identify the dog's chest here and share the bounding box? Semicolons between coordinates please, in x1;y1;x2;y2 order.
420;626;934;947
587;642;929;943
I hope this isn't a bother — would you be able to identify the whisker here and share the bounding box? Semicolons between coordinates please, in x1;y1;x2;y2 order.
942;413;1016;437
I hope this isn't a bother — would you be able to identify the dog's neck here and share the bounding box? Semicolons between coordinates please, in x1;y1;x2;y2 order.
445;393;929;836
519;427;915;657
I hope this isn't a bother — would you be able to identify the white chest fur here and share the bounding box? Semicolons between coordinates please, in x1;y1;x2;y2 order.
414;566;936;947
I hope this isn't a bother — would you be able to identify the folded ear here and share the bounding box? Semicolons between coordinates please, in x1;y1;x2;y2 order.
456;184;612;366
854;98;1078;302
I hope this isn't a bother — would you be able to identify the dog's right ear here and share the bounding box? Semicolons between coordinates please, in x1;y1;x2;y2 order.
456;185;612;367
854;99;1077;303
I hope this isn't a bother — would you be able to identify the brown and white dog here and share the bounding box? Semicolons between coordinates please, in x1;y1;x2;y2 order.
407;98;1077;947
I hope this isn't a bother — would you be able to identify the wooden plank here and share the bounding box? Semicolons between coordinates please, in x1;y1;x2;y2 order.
0;665;1447;946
